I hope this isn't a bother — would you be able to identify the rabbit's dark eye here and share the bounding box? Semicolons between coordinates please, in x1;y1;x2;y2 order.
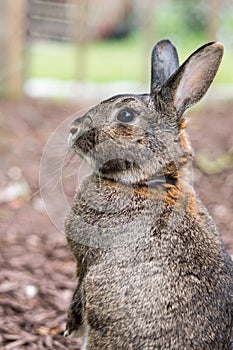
117;109;135;123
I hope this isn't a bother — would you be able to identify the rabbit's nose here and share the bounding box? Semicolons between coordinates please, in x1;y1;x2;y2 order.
68;125;80;148
70;125;79;135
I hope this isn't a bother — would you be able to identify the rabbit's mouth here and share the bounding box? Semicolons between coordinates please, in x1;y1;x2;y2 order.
99;159;137;175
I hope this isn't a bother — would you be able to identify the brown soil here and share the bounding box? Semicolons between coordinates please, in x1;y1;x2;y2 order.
0;98;232;349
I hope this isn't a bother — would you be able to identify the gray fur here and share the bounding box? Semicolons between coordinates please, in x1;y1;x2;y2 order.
151;39;179;93
64;41;233;349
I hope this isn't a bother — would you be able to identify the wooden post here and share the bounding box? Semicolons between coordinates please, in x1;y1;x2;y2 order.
72;0;89;82
7;0;25;98
141;0;156;82
206;0;221;40
0;0;25;98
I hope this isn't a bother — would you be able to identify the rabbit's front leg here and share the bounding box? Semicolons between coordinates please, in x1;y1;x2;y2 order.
64;283;85;338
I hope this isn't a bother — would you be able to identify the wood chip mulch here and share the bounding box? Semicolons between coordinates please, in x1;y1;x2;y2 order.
0;99;83;349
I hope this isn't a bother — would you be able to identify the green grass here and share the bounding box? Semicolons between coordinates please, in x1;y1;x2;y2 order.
27;32;145;82
27;41;79;81
86;34;144;82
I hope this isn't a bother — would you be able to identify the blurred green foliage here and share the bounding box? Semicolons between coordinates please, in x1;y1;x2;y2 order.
27;0;233;83
27;33;143;82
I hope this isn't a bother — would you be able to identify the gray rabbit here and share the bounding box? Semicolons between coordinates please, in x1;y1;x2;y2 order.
64;40;233;349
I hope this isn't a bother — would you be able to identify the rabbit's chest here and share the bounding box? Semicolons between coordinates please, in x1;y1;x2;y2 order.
66;176;167;248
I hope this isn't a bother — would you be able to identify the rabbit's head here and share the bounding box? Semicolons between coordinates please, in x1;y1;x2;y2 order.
68;40;223;185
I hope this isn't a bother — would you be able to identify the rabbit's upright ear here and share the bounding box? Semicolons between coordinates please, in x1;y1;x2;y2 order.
161;42;224;117
151;39;179;93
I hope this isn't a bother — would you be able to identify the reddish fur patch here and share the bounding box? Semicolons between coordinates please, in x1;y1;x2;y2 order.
165;181;196;216
187;193;196;215
179;118;187;130
179;118;191;154
180;130;189;150
134;185;165;201
165;184;179;207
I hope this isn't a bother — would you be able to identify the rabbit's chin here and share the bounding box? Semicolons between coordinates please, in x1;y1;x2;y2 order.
103;172;144;185
110;173;165;186
95;163;165;186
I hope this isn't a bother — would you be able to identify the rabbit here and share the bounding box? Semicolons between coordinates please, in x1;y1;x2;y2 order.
64;39;233;349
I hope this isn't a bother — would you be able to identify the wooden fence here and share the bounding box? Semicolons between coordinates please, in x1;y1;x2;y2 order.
0;0;222;99
0;0;137;97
